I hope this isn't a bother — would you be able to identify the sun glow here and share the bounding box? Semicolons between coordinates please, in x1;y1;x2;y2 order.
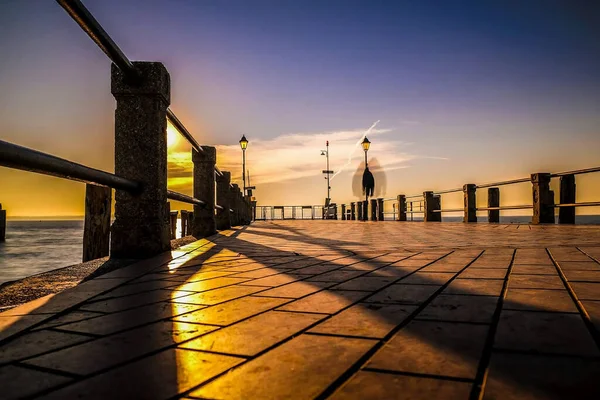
167;121;180;149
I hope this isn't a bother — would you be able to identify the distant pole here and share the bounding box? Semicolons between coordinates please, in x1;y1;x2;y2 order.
361;137;371;219
0;203;6;242
239;135;248;196
326;141;330;202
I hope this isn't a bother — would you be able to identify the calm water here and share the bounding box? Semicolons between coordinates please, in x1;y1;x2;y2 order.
1;217;599;285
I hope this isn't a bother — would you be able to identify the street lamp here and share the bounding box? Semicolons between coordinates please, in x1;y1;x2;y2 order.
361;136;371;167
239;135;248;195
321;141;333;208
361;136;372;220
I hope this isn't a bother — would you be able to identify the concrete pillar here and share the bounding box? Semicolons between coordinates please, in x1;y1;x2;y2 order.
231;184;240;226
463;184;477;223
216;171;232;230
169;210;178;240
187;212;195;235
357;201;363;221
180;210;188;236
110;62;171;258
369;199;376;221
424;191;441;222
397;195;407;221
0;203;5;242
488;188;500;223
377;198;384;221
531;173;554;224
83;184;111;262
559;174;576;224
350;202;356;220
192;146;216;237
341;204;346;220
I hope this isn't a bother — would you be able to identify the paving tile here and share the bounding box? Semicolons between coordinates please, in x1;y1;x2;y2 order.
32;311;103;330
571;282;600;300
503;288;578;312
469;259;511;268
191;334;376;399
172;285;267;306
57;302;201;336
80;288;192;313
0;314;51;342
582;300;600;331
508;275;565;290
174;296;288;326
170;270;236;282
420;263;468;273
0;365;72;400
309;303;417;338
494;310;599;356
253;281;334;298
40;348;243;400
562;269;600;282
332;276;396;291
443;279;503;296
238;273;304;287
231;268;286;279
483;352;600;400
391;259;432;267
92;279;178;300
365;284;440;305
556;261;600;270
367;320;488;379
511;264;558;275
293;264;344;275
277;290;368;314
417;294;499;323
400;272;455;285
181;311;324;356
25;320;217;375
373;266;418;278
306;270;366;282
176;277;253;293
330;370;472;400
0;329;90;364
458;268;507;279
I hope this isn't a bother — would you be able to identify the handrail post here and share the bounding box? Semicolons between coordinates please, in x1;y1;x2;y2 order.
488;188;500;223
180;210;188;236
424;191;441;222
0;203;5;242
169;210;178;240
83;184;111;262
397;195;406;221
350;202;356;220
531;173;554;224
559;174;576;224
357;201;363;221
192;146;216;237
377;198;384;221
110;62;171;258
463;184;477;223
341;204;346;220
216;171;232;230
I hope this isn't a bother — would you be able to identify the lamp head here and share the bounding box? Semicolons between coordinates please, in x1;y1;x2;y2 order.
361;136;371;151
239;135;248;150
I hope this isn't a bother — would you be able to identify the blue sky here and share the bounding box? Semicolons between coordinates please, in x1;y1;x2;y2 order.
1;0;599;214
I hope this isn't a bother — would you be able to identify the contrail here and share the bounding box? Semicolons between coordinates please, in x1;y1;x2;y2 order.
330;120;380;181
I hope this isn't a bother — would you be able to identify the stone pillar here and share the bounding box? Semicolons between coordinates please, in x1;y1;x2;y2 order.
341;204;346;220
231;184;240;226
188;211;194;235
531;173;554;224
377;198;384;221
169;210;178;239
463;184;477;223
0;203;5;242
559;174;576;224
180;210;188;236
110;62;171;258
397;195;407;221
357;201;363;221
192;146;216;237
216;171;232;230
83;184;111;262
350;202;356;220
488;188;500;223
424;191;441;222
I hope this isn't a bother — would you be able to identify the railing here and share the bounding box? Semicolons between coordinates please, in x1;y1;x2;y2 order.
255;205;328;220
0;0;254;261
315;166;600;224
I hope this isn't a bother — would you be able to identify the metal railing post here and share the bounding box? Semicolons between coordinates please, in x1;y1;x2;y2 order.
463;184;477;223
559;174;576;224
531;173;554;224
110;62;171;258
397;195;406;221
377;198;384;221
216;171;232;230
192;146;216;237
488;188;500;223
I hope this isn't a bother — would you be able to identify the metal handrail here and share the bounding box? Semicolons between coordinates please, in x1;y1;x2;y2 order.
476;205;533;211
476;178;530;189
0;139;140;193
166;190;205;206
432;208;463;213
434;188;463;195
554;202;600;208
551;167;600;177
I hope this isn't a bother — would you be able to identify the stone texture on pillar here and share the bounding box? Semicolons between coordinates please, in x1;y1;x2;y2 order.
341;204;346;220
188;211;195;234
463;184;477;223
0;203;5;242
350;202;356;220
377;198;384;221
180;210;188;236
397;195;407;221
216;171;232;230
169;210;178;240
357;201;363;221
110;62;171;258
83;185;111;262
531;173;554;224
559;174;576;224
231;184;240;226
424;191;441;222
192;146;216;238
488;188;500;223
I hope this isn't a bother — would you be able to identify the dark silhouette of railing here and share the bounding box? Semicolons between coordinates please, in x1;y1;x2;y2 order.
0;0;253;261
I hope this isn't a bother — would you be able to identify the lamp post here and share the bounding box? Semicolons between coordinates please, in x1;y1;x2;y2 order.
362;137;371;220
239;135;248;195
321;141;333;204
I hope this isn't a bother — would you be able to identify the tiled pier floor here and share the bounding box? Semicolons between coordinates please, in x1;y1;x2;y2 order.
2;221;600;399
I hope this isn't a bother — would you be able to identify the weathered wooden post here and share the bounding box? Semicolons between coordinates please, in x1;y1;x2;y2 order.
559;174;576;224
110;62;171;258
424;191;441;222
0;203;5;242
169;210;178;239
531;173;554;224
370;199;378;221
357;201;363;221
341;204;346;220
216;171;232;230
463;184;477;223
350;202;356;220
192;146;216;237
397;195;407;221
377;198;384;221
488;188;500;223
83;185;111;262
180;210;188;236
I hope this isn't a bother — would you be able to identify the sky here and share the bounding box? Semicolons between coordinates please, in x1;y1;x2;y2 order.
1;0;599;217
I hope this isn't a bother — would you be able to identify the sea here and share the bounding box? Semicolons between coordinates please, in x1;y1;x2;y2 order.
1;216;599;286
